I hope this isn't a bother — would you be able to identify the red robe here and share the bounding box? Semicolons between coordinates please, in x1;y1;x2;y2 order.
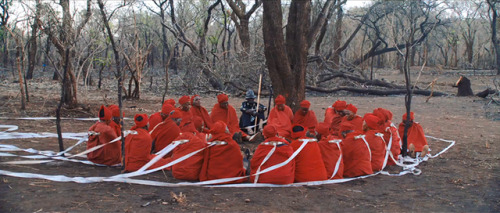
340;115;363;132
199;133;246;184
380;122;401;165
168;132;207;181
290;137;327;182
109;121;121;137
150;119;181;154
329;114;344;136
87;122;122;166
250;137;295;184
149;112;162;131
179;108;193;127
324;107;336;126
398;122;428;152
268;106;294;139
210;103;245;136
342;131;373;178
318;135;344;179
190;106;213;130
364;130;386;172
124;128;169;172
292;110;318;132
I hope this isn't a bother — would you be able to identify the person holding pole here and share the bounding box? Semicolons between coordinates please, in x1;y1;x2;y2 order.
239;89;267;135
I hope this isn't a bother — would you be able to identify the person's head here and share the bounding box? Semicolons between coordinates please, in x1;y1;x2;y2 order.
107;105;121;124
210;121;230;135
402;112;415;126
344;104;358;120
291;125;306;139
217;94;229;109
339;122;355;138
316;122;330;140
332;100;347;116
134;114;149;130
245;89;256;102
98;105;112;125
363;113;380;132
275;95;286;111
164;99;176;107
191;95;201;107
179;96;191;111
299;100;310;115
169;110;183;126
263;124;278;139
161;103;175;120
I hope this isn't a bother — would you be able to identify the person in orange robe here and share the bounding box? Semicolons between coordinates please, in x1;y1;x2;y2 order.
149;102;176;132
199;121;247;184
250;125;295;184
398;112;429;158
268;95;294;139
327;100;347;136
292;100;318;133
340;104;363;132
87;105;122;166
124;114;169;172
178;95;193;127
150;109;182;154
316;122;344;179
324;100;346;126
189;95;213;132
107;104;122;137
340;122;373;178
290;125;327;182
168;124;207;181
373;108;401;165
363;113;386;172
210;94;249;141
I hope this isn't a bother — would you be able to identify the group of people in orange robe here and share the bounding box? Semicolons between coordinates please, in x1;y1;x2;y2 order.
85;93;429;184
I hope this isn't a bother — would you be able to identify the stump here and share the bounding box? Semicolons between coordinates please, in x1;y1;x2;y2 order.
455;76;474;96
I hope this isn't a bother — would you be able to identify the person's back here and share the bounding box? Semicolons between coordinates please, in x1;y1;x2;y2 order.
340;122;372;178
87;106;121;166
398;112;429;157
289;125;327;182
199;121;246;184
316;122;343;179
250;125;295;184
170;131;207;181
150;110;182;154
373;108;401;165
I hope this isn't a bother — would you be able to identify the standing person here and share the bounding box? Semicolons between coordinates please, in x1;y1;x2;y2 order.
190;95;213;132
87;105;122;166
150;109;182;154
316;122;344;179
250;125;295;184
292;100;318;134
239;89;267;135
124;114;169;172
267;95;294;139
210;93;250;141
290;125;327;182
398;112;429;158
199;121;247;184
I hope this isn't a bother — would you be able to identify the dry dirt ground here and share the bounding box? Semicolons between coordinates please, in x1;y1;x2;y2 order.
0;69;499;212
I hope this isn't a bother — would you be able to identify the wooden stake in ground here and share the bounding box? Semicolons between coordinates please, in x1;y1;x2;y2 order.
254;74;263;132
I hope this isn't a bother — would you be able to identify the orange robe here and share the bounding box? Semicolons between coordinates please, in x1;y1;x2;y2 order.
292;110;318;132
168;132;207;181
290;137;327;182
364;130;386;171
329;114;343;136
150;119;181;154
250;137;295;184
149;112;162;131
398;122;428;152
210;103;244;136
190;106;213;130
199;133;246;184
268;106;294;138
124;128;169;172
87;122;122;166
342;131;373;177
324;107;336;126
178;108;193;127
380;122;401;165
109;122;121;137
340;115;363;132
318;135;344;179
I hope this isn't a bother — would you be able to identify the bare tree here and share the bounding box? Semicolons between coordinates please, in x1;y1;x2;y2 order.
226;0;261;57
487;0;500;75
25;0;40;80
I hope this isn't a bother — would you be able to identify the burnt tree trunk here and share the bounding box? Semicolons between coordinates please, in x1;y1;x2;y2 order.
455;76;474;96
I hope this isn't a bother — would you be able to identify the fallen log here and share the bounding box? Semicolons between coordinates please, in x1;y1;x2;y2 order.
223;81;271;96
317;72;407;89
306;85;449;96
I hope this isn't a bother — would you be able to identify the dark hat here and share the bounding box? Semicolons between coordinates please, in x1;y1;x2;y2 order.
245;90;257;99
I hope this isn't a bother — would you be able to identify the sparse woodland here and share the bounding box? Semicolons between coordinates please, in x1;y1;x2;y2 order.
0;0;498;111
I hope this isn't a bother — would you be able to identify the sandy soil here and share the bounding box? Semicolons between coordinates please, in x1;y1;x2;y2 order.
0;69;499;212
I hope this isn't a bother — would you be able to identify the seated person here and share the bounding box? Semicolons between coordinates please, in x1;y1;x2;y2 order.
292;100;318;134
327;100;347;136
340;122;373;178
340;104;363;132
316;122;344;179
178;95;193;127
210;94;249;142
250;125;295;184
290;125;327;182
398;112;429;158
150;109;182;154
168;124;207;181
268;95;294;139
107;104;122;136
373;108;401;165
124;114;169;172
87;105;122;166
149;100;175;131
239;90;267;135
190;95;213;132
324;100;346;126
199;121;247;184
363;113;386;172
